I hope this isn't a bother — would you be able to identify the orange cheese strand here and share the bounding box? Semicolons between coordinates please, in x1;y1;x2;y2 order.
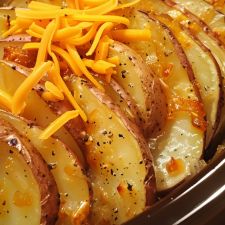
45;81;64;100
28;1;60;10
39;110;80;139
83;0;107;7
1;25;19;38
12;61;53;115
0;90;13;111
66;45;104;91
86;22;114;56
95;36;111;60
51;45;82;76
83;59;115;74
26;29;42;38
66;22;101;46
22;43;83;76
107;56;120;65
35;20;56;67
48;66;87;121
115;0;140;10
111;29;151;42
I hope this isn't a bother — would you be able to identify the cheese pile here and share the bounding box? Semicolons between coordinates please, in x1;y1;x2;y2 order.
1;0;151;139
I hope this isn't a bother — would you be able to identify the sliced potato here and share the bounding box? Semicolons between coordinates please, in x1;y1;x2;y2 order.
70;77;156;224
108;41;168;137
156;15;221;146
170;0;225;45
0;61;85;165
0;110;90;225
204;0;225;15
119;9;205;191
0;141;42;225
0;119;59;225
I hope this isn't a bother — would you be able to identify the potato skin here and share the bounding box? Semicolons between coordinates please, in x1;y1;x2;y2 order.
0;119;59;225
109;41;168;138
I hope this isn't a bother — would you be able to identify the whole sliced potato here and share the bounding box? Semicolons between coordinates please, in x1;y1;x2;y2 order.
0;119;59;225
0;61;85;165
119;9;205;191
70;77;156;224
108;41;168;138
0;110;90;225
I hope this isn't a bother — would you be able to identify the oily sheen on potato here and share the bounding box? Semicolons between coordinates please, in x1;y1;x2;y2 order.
0;119;59;225
122;9;205;190
1;0;225;224
71;77;155;224
0;110;90;224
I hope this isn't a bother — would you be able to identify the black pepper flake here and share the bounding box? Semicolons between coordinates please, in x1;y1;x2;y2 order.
127;182;133;191
118;133;124;138
139;160;143;164
121;70;126;78
8;138;18;147
2;200;6;206
51;151;55;156
9;149;13;154
48;163;57;170
97;142;100;146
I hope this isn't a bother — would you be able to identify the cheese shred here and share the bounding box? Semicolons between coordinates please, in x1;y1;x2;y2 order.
39;110;80;140
2;0;151;139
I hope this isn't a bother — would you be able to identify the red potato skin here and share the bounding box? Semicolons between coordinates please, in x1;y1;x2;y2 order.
0;119;59;225
109;41;168;138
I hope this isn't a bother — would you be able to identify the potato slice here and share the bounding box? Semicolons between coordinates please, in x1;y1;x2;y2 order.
204;0;225;15
0;119;59;225
154;15;221;146
170;0;225;45
70;77;155;224
121;10;205;191
108;41;168;138
0;62;85;165
0;110;90;225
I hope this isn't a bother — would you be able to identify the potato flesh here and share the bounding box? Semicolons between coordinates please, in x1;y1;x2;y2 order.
0;62;85;165
72;78;148;225
128;11;198;101
153;112;204;190
172;0;225;41
0;142;41;225
164;20;220;145
124;10;205;190
0;110;90;224
108;41;167;137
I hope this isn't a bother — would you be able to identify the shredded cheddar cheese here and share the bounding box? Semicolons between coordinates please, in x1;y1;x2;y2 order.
0;90;13;111
2;0;151;139
12;61;53;115
45;81;64;101
39;110;80;139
